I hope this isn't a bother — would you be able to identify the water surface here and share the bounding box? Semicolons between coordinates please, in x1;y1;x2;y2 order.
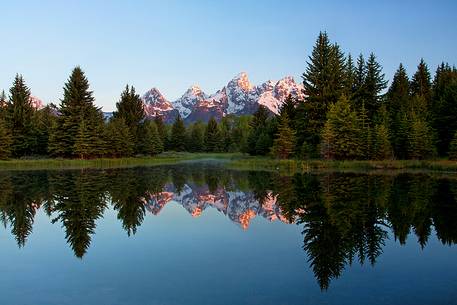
0;163;456;305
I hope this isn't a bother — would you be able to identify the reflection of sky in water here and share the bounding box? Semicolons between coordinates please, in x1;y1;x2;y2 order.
0;167;456;305
0;205;455;305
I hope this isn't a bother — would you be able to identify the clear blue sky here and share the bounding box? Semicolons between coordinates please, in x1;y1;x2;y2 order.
1;0;456;111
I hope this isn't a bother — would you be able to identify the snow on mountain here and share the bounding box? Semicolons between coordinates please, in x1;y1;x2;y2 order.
172;85;207;118
257;77;305;114
225;72;258;114
141;88;178;123
142;72;304;123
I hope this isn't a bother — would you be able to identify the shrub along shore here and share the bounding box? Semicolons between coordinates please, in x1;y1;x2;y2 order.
1;152;457;173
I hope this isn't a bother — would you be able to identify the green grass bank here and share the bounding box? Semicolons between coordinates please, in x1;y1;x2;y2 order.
1;152;457;173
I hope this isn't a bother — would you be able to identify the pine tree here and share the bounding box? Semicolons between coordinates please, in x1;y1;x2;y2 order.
113;85;145;152
364;53;387;120
300;32;346;151
408;115;436;160
231;115;250;153
204;117;220;152
255;132;271;155
218;116;235;152
320;95;362;160
358;103;373;159
373;123;393;160
0;90;7;120
104;118;135;157
74;119;92;159
411;59;432;101
344;53;356;98
247;106;270;155
430;63;457;155
7;75;35;157
170;115;186;151
31;106;55;156
320;121;335;160
50;67;104;157
0;119;12;159
448;131;457;160
48;119;66;157
137;120;163;155
352;54;367;109
154;116;169;150
386;64;411;158
279;94;297;123
87;108;107;157
272;114;296;159
72;109;105;159
188;122;205;152
149;121;164;155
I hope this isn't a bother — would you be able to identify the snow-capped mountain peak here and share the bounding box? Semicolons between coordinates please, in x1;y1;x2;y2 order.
185;85;204;96
141;72;304;122
230;72;253;92
142;88;178;123
172;85;207;118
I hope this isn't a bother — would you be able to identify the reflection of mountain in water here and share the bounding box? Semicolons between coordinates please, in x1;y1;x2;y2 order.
1;164;457;290
144;183;287;229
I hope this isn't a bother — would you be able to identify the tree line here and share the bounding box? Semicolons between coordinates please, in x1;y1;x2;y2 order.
1;32;456;160
0;67;252;159
250;32;457;160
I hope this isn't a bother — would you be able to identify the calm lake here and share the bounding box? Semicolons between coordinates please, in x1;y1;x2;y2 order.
0;162;456;305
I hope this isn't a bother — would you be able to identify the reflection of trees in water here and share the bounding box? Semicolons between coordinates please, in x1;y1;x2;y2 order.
0;172;49;247
268;173;457;290
0;166;457;288
50;170;108;258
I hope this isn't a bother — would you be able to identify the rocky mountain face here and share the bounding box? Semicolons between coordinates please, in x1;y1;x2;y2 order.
141;72;304;123
142;88;179;123
143;183;288;230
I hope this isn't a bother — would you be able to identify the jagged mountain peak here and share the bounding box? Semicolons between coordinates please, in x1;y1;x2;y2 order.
276;75;297;85
228;72;253;92
141;72;305;122
185;85;204;96
143;87;165;99
173;84;207;118
142;87;177;123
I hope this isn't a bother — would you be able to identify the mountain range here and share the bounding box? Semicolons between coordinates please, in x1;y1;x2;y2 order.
142;72;304;123
27;72;305;124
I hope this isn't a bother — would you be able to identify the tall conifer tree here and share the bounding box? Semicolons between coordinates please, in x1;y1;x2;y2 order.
364;53;387;120
170;115;186;151
300;32;345;152
321;95;362;160
204;117;220;152
49;67;104;158
430;63;457;155
386;64;411;158
113;85;145;152
189;122;205;152
0;118;12;159
411;59;432;100
272;114;296;159
7;75;34;157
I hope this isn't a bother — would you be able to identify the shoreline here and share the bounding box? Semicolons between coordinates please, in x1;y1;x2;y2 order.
1;153;457;173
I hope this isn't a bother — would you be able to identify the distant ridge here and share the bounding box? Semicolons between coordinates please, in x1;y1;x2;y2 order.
141;72;304;123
